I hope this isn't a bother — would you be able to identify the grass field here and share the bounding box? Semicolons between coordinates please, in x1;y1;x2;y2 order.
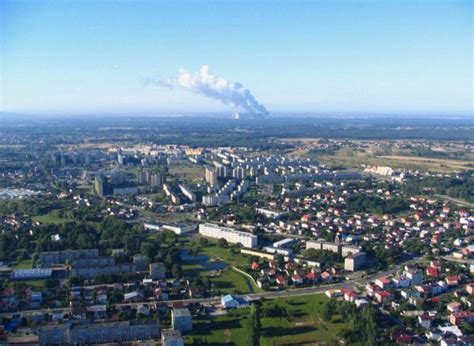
186;308;250;345
211;268;257;295
182;263;257;295
260;294;345;345
303;145;473;173
200;243;251;268
12;259;34;269
169;162;204;182
33;213;70;225
186;294;347;345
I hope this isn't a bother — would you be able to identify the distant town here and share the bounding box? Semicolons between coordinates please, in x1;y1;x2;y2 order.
0;116;473;345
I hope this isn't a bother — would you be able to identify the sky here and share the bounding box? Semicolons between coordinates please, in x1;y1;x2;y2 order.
1;0;472;116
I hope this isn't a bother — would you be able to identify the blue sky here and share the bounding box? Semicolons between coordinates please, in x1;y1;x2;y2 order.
1;0;472;115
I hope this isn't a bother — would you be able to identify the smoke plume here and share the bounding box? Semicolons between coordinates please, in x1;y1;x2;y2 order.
153;65;269;117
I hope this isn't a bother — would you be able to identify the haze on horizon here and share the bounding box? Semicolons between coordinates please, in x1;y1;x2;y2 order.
1;0;472;117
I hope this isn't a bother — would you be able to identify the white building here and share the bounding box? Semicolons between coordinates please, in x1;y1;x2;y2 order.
199;223;258;248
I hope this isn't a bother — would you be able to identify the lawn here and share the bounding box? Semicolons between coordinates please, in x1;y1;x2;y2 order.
260;294;346;346
181;262;257;295
200;243;250;268
33;213;70;225
186;294;348;345
186;308;250;346
210;268;257;295
12;259;34;269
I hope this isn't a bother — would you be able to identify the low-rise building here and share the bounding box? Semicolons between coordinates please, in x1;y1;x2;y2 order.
172;308;193;333
162;329;184;346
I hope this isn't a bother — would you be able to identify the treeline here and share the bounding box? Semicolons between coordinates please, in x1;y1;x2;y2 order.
402;173;474;203
346;194;410;214
302;248;342;268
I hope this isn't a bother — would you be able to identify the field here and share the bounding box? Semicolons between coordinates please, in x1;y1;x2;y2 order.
186;294;348;345
187;308;250;345
199;242;251;268
260;294;345;345
33;213;70;225
210;268;256;295
306;145;473;173
169;161;204;182
182;242;259;295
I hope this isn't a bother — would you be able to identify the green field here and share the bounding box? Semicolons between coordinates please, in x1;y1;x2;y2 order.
200;243;250;268
186;308;250;345
182;263;257;295
187;294;348;345
12;259;34;269
33;213;70;225
260;294;345;345
211;268;257;295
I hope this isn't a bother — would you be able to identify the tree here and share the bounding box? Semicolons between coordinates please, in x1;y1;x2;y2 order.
245;304;261;346
217;238;228;248
199;237;209;247
322;301;335;321
172;264;182;278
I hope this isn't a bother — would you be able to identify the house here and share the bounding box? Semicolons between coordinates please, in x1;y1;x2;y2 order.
450;311;474;325
343;290;358;303
445;276;459;286
221;295;249;309
291;273;303;285
325;289;342;298
305;271;318;282
375;277;391;290
391;331;413;345
355;298;369;308
155;288;169;301
426;266;440;278
365;283;378;296
375;290;393;304
418;313;433;329
276;275;287;286
447;301;462;313
401;289;420;300
320;271;332;281
466;283;474;295
123;291;144;303
404;268;423;285
86;305;107;319
251;262;260;270
392;276;410;288
137;304;151;317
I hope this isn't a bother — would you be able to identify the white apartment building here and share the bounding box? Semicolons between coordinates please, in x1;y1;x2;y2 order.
199;223;258;248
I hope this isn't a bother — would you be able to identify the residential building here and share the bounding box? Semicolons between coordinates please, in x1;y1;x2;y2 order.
162;330;184;346
344;252;366;272
172;308;193;333
199;223;258;248
149;262;166;280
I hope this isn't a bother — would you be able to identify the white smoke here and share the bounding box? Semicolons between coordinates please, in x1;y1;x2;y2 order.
152;65;268;117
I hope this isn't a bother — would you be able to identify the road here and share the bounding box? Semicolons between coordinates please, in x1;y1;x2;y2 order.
433;194;474;208
442;255;474;266
0;258;410;319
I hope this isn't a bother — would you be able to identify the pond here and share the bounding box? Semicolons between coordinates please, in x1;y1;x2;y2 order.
180;250;229;270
